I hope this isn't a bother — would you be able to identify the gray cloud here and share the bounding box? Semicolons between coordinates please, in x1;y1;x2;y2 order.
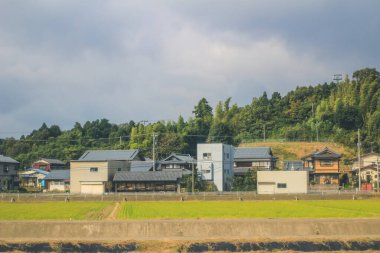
0;0;379;137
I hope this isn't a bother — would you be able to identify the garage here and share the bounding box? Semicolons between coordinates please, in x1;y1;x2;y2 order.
80;182;105;194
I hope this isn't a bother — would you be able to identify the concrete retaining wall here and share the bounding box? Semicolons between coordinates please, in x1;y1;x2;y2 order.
1;219;379;241
1;192;379;202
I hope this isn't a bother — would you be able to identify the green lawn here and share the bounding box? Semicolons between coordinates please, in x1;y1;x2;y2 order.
118;200;380;219
0;202;113;220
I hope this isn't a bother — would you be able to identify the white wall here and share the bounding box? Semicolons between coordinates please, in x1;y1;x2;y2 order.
197;143;234;191
257;171;309;194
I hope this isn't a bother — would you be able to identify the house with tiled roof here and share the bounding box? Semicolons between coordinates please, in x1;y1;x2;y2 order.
44;170;70;192
351;152;380;189
302;147;342;185
234;147;277;176
32;158;66;172
0;154;19;191
160;153;196;172
70;149;144;194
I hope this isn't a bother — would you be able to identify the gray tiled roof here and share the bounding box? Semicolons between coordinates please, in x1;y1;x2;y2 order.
284;160;304;171
38;158;65;165
160;153;196;164
114;171;183;182
0;155;19;164
234;147;275;159
44;170;70;180
78;150;139;161
130;161;154;172
303;147;342;160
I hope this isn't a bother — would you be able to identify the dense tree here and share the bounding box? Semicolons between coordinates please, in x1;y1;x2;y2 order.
1;67;380;168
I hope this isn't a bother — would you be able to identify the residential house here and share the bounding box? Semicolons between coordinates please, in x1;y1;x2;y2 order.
114;171;183;192
351;152;380;188
32;158;66;172
197;143;234;191
302;147;342;185
0;155;19;191
234;147;276;176
70;149;144;194
44;170;70;192
160;153;196;173
257;171;309;194
18;169;49;190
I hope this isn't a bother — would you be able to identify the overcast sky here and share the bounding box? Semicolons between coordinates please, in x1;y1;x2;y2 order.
0;0;379;138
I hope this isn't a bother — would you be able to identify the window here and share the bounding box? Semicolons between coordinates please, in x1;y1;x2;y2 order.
277;183;287;188
3;165;9;173
320;160;333;166
203;153;212;160
117;168;122;172
90;167;98;172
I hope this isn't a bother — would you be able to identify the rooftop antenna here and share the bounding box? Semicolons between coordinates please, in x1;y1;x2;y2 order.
333;74;342;84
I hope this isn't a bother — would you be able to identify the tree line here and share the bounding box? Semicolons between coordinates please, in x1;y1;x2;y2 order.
1;67;379;168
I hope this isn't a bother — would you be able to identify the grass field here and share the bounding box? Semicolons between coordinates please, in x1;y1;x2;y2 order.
0;202;113;220
118;200;380;219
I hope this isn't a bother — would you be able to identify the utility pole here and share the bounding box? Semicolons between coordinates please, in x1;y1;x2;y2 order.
152;132;157;171
316;125;319;142
119;136;122;146
377;157;379;192
263;124;266;142
333;74;342;84
192;159;195;193
357;129;361;191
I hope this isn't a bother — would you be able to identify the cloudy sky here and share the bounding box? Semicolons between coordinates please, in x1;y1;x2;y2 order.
0;0;379;138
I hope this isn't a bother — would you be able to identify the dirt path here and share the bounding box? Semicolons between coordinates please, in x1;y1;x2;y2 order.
106;202;120;220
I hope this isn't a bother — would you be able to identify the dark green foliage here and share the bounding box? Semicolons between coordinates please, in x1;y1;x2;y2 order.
1;67;380;168
232;169;257;191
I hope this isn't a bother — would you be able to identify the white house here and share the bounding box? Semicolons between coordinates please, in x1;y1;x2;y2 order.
257;171;309;194
197;143;234;191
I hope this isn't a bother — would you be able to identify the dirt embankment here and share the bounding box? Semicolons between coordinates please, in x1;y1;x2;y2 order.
0;240;380;252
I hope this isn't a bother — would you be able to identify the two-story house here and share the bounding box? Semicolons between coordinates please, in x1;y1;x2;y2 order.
351;152;380;187
70;149;144;194
302;147;342;185
160;153;195;174
234;147;276;176
0;155;19;191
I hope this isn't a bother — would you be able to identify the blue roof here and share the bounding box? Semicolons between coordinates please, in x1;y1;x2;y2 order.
32;169;50;175
44;170;70;180
77;150;140;161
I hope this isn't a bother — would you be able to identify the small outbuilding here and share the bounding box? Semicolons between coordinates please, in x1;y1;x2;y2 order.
43;170;70;192
257;171;309;194
114;171;183;192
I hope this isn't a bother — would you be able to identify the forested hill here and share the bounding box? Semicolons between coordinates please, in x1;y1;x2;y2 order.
1;67;379;167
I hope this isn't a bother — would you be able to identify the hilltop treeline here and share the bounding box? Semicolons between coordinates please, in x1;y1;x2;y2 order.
1;67;379;167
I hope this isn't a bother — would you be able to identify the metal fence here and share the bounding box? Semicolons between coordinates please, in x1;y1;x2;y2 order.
0;190;379;202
